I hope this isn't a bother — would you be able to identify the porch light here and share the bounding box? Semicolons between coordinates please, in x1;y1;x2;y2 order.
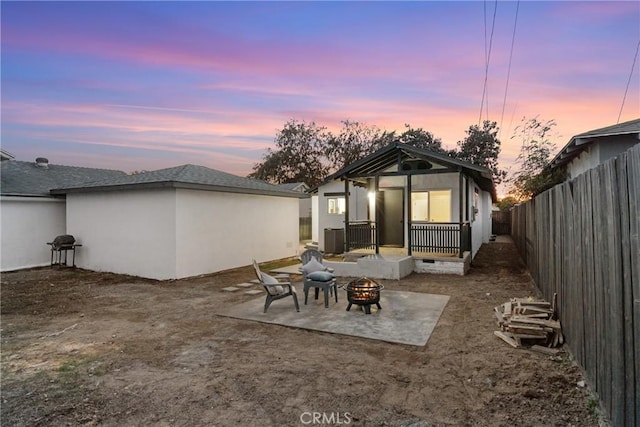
368;192;376;204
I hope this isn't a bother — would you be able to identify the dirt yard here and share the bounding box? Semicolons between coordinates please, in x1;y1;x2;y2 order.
1;241;604;426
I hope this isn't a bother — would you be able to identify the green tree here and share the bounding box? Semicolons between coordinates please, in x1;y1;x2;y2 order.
396;124;446;152
496;195;518;211
456;120;506;184
507;117;564;200
248;120;329;187
324;120;387;173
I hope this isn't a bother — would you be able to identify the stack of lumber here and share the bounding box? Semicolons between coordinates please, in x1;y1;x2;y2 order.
494;293;564;350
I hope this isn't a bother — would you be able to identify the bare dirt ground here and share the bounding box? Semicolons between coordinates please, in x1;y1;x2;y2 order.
1;241;604;426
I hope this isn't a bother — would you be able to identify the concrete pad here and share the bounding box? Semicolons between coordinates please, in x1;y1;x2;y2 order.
221;286;240;292
270;264;303;275
234;282;255;288
243;289;263;295
217;290;449;347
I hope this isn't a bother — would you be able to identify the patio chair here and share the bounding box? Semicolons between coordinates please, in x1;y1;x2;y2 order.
252;260;300;313
299;249;337;308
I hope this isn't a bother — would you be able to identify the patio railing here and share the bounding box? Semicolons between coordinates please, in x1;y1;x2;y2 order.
410;222;471;255
345;221;471;256
346;221;376;250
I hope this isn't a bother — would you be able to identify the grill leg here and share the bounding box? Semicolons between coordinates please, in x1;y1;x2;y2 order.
346;303;352;312
363;305;371;314
376;302;381;310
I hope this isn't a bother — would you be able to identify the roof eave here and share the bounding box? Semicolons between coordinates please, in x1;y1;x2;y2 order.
51;181;307;199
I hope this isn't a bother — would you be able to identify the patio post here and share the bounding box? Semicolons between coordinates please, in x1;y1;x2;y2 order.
344;178;350;253
407;173;412;256
458;170;464;258
374;175;380;255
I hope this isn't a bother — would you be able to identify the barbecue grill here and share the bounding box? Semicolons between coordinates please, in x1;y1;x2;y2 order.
47;234;82;267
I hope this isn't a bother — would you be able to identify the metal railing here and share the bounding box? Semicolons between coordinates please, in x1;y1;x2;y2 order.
345;221;471;256
346;221;376;250
410;222;470;255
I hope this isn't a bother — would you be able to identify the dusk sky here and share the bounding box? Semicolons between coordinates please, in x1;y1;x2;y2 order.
2;1;639;193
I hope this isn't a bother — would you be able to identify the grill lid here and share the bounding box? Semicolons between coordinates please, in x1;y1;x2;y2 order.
51;234;75;249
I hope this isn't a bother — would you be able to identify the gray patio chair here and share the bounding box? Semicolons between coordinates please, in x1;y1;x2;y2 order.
299;249;337;308
252;260;300;313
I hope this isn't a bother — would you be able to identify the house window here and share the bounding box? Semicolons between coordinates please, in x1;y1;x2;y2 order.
327;197;346;215
411;190;451;222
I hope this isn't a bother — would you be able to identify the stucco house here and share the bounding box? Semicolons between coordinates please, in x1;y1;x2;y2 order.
311;142;496;277
548;118;640;179
1;158;306;279
50;164;305;280
0;157;128;271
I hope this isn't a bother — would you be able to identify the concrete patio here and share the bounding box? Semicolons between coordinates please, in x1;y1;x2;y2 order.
217;288;450;346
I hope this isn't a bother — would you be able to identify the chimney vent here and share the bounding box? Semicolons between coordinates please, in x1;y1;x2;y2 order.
35;157;49;168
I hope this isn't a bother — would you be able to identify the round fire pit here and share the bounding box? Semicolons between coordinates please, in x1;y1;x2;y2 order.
345;277;384;314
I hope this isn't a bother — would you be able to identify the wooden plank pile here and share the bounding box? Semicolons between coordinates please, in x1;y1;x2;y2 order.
494;293;563;351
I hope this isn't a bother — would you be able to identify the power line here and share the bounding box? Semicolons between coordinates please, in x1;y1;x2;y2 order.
499;0;519;141
479;0;498;125
617;39;640;123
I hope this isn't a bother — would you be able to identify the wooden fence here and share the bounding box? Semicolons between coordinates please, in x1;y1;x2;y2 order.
491;210;511;235
299;217;311;241
511;144;639;427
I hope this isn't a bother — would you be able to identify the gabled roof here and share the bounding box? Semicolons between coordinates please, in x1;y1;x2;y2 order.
0;160;127;197
50;164;306;199
1;149;15;161
277;182;309;192
549;118;640;170
322;142;495;198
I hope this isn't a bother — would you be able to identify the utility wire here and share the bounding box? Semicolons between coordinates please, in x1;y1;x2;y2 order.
479;0;498;125
617;39;640;123
499;0;519;141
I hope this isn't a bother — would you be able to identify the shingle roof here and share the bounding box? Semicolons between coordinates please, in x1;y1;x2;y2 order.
277;182;309;192
50;164;306;199
549;118;640;170
1;160;127;197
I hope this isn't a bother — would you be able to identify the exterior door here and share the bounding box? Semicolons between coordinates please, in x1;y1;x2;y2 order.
379;188;404;246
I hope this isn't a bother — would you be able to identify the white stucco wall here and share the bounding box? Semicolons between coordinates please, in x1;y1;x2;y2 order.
175;189;299;278
66;190;177;280
568;145;600;179
568;138;639;179
316;181;368;251
471;188;492;257
311;195;319;243
0;196;66;271
65;188;299;280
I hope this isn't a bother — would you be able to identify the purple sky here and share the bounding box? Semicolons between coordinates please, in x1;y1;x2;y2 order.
2;1;639;194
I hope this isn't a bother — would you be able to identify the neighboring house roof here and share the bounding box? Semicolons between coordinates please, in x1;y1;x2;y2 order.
0;159;127;197
50;164;307;199
320;142;496;199
277;182;309;193
549;118;640;170
1;149;15;161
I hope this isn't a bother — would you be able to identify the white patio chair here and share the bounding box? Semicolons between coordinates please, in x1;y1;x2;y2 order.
252;260;300;313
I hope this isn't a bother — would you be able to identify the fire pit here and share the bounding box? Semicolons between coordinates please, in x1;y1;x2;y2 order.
345;277;384;314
